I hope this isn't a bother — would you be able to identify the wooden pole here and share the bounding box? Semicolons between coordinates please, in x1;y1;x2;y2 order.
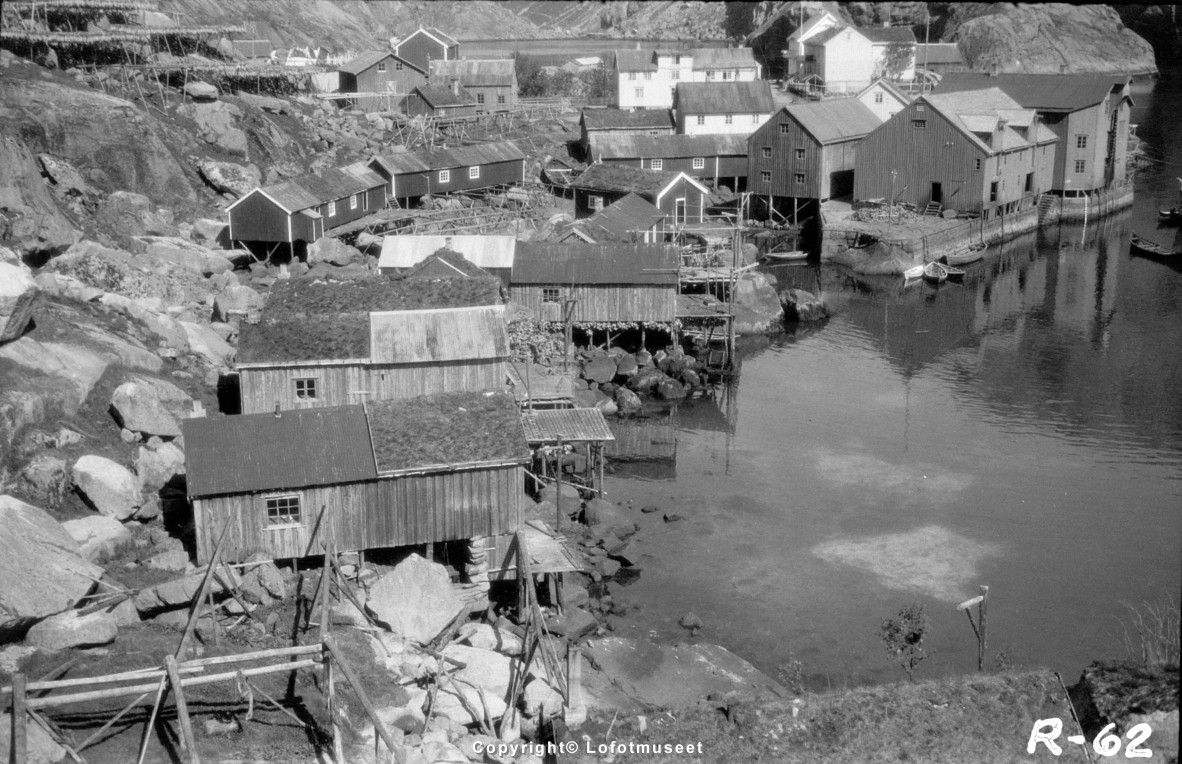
597;444;605;499
10;673;26;764
135;677;168;764
978;585;989;672
76;692;151;752
555;438;564;530
323;639;404;764
176;523;232;660
164;655;201;764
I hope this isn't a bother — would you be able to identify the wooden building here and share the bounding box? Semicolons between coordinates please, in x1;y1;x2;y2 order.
691;47;761;82
392;27;459;74
914;43;967;78
234;278;508;414
857;78;911;123
368;141;527;205
520;407;615;498
586;133;748;190
934;73;1133;194
611;47;761;111
226;163;386;256
404;83;479;119
509;241;679;325
429;59;517;113
748;100;882;220
571;164;709;223
854;88;1058;219
182;391;528;564
579;107;675;158
401;249;494;280
337;50;425;112
562;193;667;244
673;81;775;136
799;24;916;94
378;235;516;283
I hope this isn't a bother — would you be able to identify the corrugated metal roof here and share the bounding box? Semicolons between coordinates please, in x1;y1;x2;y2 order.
934;73;1129;112
580;193;665;242
613;49;657;72
430;59;517;87
367;391;529;474
914;43;964;66
512;242;679;285
338;50;394;75
675;81;774;115
570;163;679;196
581;107;674;130
415;84;477;108
785;98;883;143
521;408;615;443
690;47;758;70
369;304;508;364
858;26;917;44
376;141;526;175
379;235;517;270
591;133;747;160
182;406;377;497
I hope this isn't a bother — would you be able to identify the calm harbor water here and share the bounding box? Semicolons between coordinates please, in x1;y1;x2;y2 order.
602;74;1182;688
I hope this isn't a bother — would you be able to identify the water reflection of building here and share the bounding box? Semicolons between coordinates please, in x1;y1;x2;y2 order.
606;415;678;480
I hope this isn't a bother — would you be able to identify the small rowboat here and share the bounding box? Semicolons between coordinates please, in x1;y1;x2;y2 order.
1130;234;1182;260
1158;207;1181;224
946;242;987;266
902;264;925;280
944;265;966;282
759;249;809;263
922;261;949;284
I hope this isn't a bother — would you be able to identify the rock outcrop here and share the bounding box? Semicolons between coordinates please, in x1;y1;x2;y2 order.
366;554;465;643
72;455;143;519
110;375;193;438
0;261;39;342
0;134;82;259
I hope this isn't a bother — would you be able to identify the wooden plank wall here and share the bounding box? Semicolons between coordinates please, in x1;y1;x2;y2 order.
508;285;676;323
239;359;508;414
747;112;823;199
193;465;524;564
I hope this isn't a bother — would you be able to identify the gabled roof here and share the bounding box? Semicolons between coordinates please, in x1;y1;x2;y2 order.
655;172;711;205
403;248;493;279
921;88;1057;154
675;81;774;115
373;141;527;175
183;406;378;496
857;78;910;105
414;84;477;108
338;50;395;75
914;43;965;66
590;133;748;161
570;163;679;198
228;164;386;214
613;49;658;72
429;59;516;87
690;47;758;70
395;26;458;51
787;9;841;43
366;391;528;474
933;72;1131;112
857;26;917;44
379;235;517;270
783;98;883;143
581;107;674;131
513;242;679;285
368;304;508;364
578;193;666;243
807;26;848;46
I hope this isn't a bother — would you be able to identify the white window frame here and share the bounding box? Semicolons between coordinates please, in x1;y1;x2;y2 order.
725;114;733;125
692;157;705;170
541;287;561;303
469;166;480;180
377;62;387;73
795;173;805;185
795;148;806;160
497;94;505;105
476;93;485;104
439;169;451;183
761;146;771;159
634;87;643;99
265;493;303;528
294;377;318;399
327;200;337;217
628;72;636;81
349;194;358;210
752;114;759;124
651;159;663;170
671;70;680;81
590;195;604;211
644;71;652;80
395;60;403;71
760;171;771;182
696;115;705;126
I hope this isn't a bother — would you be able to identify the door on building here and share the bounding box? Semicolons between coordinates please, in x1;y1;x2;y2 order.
930;182;943;206
675;198;687;224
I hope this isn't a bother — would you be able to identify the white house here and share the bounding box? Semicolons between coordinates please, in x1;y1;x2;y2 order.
857;78;911;122
784;9;842;80
691;48;761;83
612;46;762;111
801;25;917;94
674;81;775;136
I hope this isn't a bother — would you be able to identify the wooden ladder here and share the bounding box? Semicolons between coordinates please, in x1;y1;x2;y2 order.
923;202;943;217
1036;193;1055;221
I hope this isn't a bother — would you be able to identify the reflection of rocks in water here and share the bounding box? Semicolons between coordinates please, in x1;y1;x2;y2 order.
812;525;1000;603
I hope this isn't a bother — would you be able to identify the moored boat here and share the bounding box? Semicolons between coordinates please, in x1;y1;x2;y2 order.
945;242;987;266
922;261;949;284
1158;207;1181;224
902;264;925;280
1130;233;1182;260
944;265;966;282
759;249;809;263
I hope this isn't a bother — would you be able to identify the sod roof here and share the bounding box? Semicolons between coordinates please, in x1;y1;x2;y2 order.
581;107;674;131
570;163;679;198
366;391;529;474
236;277;501;364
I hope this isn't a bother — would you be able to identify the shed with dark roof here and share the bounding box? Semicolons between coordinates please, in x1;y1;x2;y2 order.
674;81;775;135
571;165;710;223
563;193;667;244
183;391;528;564
429;59;517;112
337;50;425;112
393;27;460;74
405;83;479;118
588;133;748;186
368;141;527;203
509;241;679;324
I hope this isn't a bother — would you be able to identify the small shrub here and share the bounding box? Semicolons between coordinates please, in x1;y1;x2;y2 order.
776;652;806;696
879;602;931;682
1114;596;1180;667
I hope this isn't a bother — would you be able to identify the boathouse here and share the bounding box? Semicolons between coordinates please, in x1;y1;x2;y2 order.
429;59;517;113
580;107;676;158
586;133;748;190
571;165;709;223
674;80;775;136
404;83;479;119
933;73;1134;195
392;27;459;73
337;51;425;112
747;100;882;222
853;88;1057;219
377;235;516;283
182;391;528;564
509;241;679;325
226;163;387;257
367;142;527;205
234;277;507;414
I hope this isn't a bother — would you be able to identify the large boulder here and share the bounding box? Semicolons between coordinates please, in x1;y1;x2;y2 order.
95;191;177;240
184;100;249;157
440;644;515;703
110;375;193;438
583;356;618;385
307;237;364;267
613;387;642;416
0;495;103;638
135;236;234;276
190;217;230;247
366;554;464;644
0;710;67;764
212;283;264;322
134;569;234;614
197;160;261;199
26;609;118;651
61;515;133;563
431;683;508;727
0;261;40;342
72;455;142;519
17;454;71;507
180;321;235;367
135;441;186;493
0;134;82;259
0;337;110;407
184;80;219;100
